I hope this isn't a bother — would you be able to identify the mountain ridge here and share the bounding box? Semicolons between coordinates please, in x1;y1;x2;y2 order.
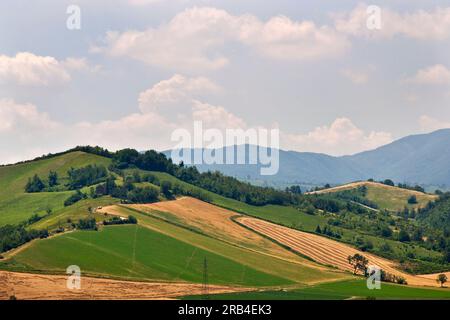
164;129;450;188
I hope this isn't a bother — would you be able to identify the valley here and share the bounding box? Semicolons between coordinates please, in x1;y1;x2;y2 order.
0;146;449;300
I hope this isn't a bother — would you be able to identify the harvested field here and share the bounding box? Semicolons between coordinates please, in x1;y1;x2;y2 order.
0;271;250;300
100;197;316;266
238;217;447;288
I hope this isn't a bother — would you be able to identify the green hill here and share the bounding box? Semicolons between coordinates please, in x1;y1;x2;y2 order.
309;181;437;212
0;151;111;226
0;147;449;298
2;225;291;286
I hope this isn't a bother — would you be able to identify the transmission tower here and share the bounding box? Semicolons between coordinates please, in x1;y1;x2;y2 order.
202;257;209;300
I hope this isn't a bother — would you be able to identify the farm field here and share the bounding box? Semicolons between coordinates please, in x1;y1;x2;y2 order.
115;197;309;262
183;279;450;300
308;181;437;211
0;270;250;300
238;216;444;287
95;203;348;285
1;225;292;287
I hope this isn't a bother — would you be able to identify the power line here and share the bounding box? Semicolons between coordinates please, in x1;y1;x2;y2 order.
202;257;209;300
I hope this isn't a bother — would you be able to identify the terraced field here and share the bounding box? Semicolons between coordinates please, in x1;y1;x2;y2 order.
238;217;444;287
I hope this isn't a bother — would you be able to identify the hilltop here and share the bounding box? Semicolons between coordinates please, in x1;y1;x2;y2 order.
307;181;438;212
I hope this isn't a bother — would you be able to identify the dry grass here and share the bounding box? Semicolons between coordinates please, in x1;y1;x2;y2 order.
238;217;446;288
0;271;251;300
100;197;321;268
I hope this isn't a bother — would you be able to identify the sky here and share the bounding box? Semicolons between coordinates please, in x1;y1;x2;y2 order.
1;0;450;164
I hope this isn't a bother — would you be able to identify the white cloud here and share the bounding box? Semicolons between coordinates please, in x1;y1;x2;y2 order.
62;57;102;73
406;64;450;85
0;53;100;86
0;99;59;132
0;52;71;86
334;4;450;40
282;117;392;156
419;115;450;132
0;72;396;163
127;0;164;5
341;68;371;84
93;7;349;72
138;74;221;113
192;100;247;130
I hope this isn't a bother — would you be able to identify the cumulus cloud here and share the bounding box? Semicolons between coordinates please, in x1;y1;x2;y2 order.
419;115;450;132
93;7;349;72
282;117;392;156
138;74;221;113
334;4;450;40
0;52;70;86
0;52;100;86
0;74;395;163
406;64;450;85
192;100;247;130
62;57;102;73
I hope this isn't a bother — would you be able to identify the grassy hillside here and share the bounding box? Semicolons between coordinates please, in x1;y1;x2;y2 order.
2;225;292;286
95;205;346;285
309;181;437;211
0;152;112;226
183;279;450;300
137;171;445;272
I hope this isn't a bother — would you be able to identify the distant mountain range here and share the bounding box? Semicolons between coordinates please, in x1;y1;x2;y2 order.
164;129;450;189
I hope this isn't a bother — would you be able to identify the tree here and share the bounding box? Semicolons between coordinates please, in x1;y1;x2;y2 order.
25;174;45;193
347;254;369;275
398;229;410;242
383;179;395;186
407;195;418;204
160;181;172;198
128;215;138;224
436;274;447;288
315;225;322;234
48;171;58;187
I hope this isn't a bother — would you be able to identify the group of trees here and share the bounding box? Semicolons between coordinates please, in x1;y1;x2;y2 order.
67;165;108;190
110;148;297;206
315;225;342;239
0;224;48;253
75;218;97;230
347;253;408;285
103;215;138;226
64;190;87;206
25;171;59;193
25;164;108;193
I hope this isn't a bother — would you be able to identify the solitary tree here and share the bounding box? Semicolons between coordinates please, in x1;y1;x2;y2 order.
347;253;369;275
407;195;418;204
436;274;448;288
48;171;58;187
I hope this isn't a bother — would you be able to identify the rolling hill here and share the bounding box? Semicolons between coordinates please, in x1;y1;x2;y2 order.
165;129;450;189
0;151;112;226
307;181;438;211
0;147;449;299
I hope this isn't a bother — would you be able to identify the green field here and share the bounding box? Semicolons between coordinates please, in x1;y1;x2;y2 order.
183;279;450;300
0;152;112;226
94;206;346;285
1;225;292;286
144;172;443;266
364;184;437;211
